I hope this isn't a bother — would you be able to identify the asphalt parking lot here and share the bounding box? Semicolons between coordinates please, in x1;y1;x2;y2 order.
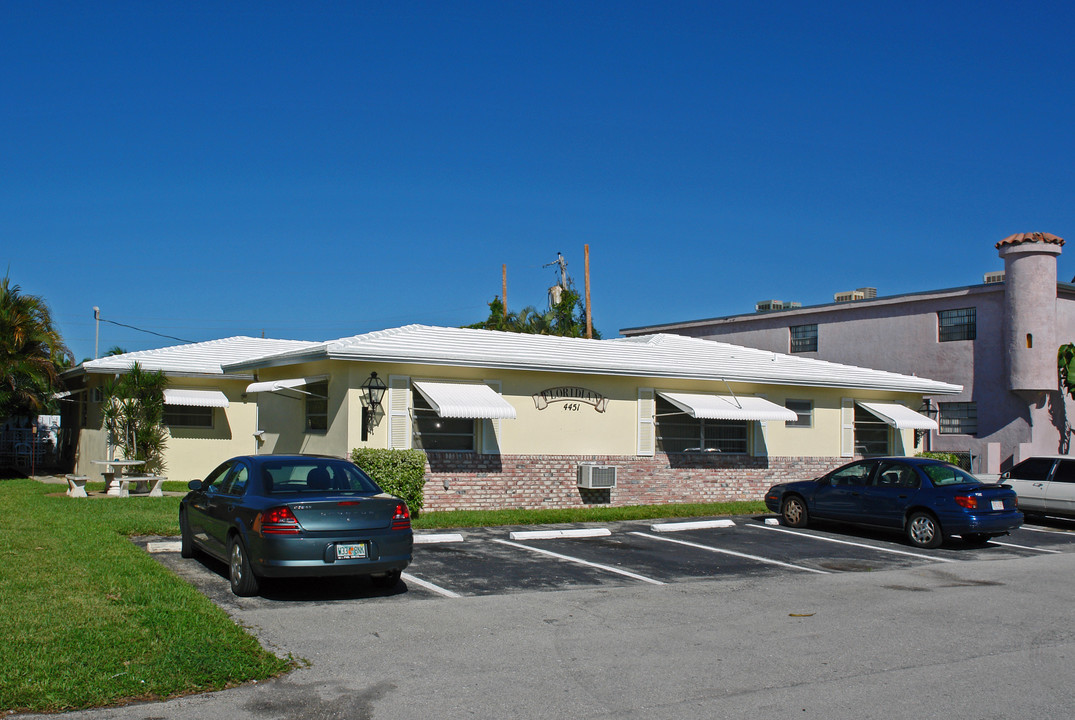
27;514;1075;720
145;513;1075;605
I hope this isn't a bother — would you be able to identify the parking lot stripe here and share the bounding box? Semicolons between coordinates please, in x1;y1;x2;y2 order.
493;539;665;585
649;519;735;533
414;533;466;544
745;523;955;563
988;540;1062;554
1020;525;1075;535
508;528;612;541
629;532;830;574
401;572;462;598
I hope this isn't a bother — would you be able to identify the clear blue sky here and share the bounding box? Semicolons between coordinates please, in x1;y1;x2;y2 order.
4;1;1073;362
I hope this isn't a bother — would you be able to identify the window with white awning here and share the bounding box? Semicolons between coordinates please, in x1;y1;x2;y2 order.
654;392;795;454
855;401;938;430
411;381;515;452
162;389;227;429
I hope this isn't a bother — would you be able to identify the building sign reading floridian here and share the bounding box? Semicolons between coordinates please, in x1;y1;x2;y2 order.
532;386;608;413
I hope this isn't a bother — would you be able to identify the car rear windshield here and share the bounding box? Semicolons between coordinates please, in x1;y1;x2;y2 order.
261;460;382;495
921;464;979;487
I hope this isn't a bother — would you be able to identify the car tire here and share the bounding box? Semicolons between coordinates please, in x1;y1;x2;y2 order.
906;511;943;549
781;496;809;528
962;533;992;546
179;510;194;559
228;536;260;597
371;569;402;588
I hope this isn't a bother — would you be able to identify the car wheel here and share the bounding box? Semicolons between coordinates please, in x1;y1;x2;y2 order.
781;496;809;528
179;510;194;559
962;533;992;546
906;511;943;549
371;569;402;588
228;536;260;596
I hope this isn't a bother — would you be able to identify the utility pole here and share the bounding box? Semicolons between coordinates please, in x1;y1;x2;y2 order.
584;245;592;339
502;264;508;319
93;307;100;359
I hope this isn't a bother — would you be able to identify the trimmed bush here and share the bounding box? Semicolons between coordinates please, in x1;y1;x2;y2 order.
350;448;427;515
916;451;965;468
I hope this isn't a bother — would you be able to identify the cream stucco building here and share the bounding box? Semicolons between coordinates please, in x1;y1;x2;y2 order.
63;325;959;511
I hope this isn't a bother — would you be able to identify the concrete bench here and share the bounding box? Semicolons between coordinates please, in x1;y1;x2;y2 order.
117;476;168;498
65;474;89;498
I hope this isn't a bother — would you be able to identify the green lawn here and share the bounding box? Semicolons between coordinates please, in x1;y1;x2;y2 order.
0;478;766;713
0;479;293;714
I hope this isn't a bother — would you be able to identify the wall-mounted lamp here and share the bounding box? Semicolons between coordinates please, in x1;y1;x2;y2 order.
916;398;939;450
360;371;388;441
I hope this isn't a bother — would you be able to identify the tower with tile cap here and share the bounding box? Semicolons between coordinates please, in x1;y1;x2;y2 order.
997;232;1064;392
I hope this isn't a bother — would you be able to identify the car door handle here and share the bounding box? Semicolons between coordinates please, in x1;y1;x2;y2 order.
898;495;909;499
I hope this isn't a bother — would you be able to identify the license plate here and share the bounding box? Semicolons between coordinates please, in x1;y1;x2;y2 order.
991;500;1004;511
336;542;368;560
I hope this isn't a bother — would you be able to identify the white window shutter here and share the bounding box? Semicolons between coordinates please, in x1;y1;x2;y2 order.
841;398;855;457
388;376;411;450
753;393;768;457
481;379;503;454
638;388;655;456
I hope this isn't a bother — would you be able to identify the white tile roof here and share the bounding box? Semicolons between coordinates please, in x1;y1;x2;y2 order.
78;337;320;377
223;324;962;394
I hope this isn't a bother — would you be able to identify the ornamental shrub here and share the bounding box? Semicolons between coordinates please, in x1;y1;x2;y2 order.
350;448;427;515
915;451;965;468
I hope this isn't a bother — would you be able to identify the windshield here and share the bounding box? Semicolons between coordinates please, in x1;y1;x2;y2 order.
261;459;382;495
921;463;979;487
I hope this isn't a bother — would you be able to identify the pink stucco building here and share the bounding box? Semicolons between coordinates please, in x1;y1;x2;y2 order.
622;233;1074;474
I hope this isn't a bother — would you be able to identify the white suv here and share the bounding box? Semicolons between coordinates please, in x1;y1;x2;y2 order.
1000;456;1075;518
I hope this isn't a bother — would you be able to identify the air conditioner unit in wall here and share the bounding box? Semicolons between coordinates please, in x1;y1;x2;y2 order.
577;464;617;489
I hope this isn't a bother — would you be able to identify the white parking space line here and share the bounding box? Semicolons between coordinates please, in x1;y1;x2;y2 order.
1020;525;1075;535
650;519;735;533
509;528;612;541
988;540;1062;554
745;523;955;563
401;572;462;598
493;539;665;585
629;532;830;574
414;533;465;544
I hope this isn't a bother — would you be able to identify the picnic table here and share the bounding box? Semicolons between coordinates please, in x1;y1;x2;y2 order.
91;459;146;496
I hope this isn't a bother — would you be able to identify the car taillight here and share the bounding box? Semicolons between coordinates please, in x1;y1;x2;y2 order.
391;503;411;530
255;506;302;535
954;495;978;510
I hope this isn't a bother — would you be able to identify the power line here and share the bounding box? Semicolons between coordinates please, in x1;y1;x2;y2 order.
97;316;196;345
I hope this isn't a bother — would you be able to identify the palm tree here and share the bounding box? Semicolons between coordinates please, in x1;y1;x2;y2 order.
0;276;72;417
100;362;169;475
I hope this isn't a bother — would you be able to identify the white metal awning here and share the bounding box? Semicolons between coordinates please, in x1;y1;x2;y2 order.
245;377;324;395
163;389;229;408
413;381;517;419
657;392;797;421
856;401;938;430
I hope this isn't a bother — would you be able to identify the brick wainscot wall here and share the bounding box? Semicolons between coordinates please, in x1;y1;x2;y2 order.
422;452;847;512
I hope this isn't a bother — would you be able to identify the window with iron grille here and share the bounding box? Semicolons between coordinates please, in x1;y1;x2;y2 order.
939;402;977;435
654;396;748;453
938;308;976;342
789;324;818;353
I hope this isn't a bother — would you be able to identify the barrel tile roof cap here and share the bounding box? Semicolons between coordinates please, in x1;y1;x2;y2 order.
996;232;1064;248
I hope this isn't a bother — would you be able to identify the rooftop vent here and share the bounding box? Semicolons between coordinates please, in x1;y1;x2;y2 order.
834;287;877;303
983;271;1005;284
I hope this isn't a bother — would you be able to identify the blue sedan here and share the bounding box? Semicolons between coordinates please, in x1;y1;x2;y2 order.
179;454;413;596
764;457;1022;548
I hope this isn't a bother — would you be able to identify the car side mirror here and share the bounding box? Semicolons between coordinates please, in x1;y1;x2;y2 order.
999;471;1010;480
188;479;203;491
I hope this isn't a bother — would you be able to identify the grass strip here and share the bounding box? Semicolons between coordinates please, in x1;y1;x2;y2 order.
0;479;292;714
413;500;768;528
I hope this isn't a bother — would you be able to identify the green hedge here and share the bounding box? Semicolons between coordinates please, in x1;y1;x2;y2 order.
350;448;427;515
916;451;965;467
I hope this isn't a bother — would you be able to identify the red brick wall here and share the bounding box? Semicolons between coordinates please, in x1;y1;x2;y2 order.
421;452;846;512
